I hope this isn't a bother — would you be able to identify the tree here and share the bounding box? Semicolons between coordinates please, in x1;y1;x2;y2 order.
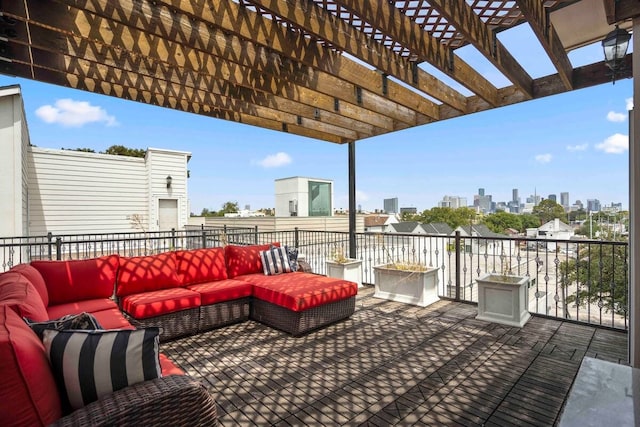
532;199;567;224
568;208;587;223
417;207;476;229
559;244;627;316
520;214;541;230
63;147;95;153
218;201;239;216
102;145;146;158
482;211;522;234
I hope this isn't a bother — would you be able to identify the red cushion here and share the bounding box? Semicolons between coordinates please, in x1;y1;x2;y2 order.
46;298;118;320
10;264;49;307
187;279;253;305
31;255;119;305
0;305;62;426
225;243;280;278
120;288;201;319
159;353;184;376
91;307;134;330
0;272;48;322
176;248;228;285
116;252;181;297
245;272;358;312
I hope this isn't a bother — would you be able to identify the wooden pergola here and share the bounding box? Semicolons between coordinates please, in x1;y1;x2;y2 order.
2;0;640;367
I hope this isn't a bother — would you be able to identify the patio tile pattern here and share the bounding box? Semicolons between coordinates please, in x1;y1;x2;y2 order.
162;287;627;426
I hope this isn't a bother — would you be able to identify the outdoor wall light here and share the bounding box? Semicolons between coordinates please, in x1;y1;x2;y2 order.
166;175;172;189
602;25;631;84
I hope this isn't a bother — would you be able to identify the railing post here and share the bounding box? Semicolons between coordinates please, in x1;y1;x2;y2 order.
55;237;62;261
201;231;207;249
294;227;299;249
254;226;259;244
455;231;461;301
171;228;177;250
47;232;53;260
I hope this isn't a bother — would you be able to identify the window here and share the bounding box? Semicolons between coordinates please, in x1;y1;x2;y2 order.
308;181;331;216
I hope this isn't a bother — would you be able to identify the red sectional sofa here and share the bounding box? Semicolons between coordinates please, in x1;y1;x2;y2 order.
0;242;357;426
0;259;217;427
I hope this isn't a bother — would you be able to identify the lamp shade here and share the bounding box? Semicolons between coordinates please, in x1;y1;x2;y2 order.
602;27;631;71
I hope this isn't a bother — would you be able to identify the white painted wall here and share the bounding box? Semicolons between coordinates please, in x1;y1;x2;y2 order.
274;176;333;217
146;148;190;231
0;86;29;237
189;215;365;233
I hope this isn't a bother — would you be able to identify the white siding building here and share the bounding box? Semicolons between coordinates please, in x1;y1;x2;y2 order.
0;85;191;237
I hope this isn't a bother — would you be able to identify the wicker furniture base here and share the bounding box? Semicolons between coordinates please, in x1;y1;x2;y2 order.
250;296;356;336
126;307;200;342
199;297;251;332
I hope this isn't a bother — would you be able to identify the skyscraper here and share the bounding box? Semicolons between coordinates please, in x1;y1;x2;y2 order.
560;192;569;209
548;194;557;202
383;197;398;214
512;188;518;203
478;188;485;197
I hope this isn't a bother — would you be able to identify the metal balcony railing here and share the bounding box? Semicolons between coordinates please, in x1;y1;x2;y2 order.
0;228;628;330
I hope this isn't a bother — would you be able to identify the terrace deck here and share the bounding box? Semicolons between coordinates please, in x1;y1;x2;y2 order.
162;286;628;426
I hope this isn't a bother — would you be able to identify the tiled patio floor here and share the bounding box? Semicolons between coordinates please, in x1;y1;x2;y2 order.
162;287;628;426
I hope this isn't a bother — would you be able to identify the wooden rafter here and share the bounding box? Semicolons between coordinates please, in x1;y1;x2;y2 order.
515;0;573;90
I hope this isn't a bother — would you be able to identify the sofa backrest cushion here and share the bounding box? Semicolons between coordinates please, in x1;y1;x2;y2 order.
0;305;62;426
10;264;49;307
225;243;280;279
31;255;120;305
175;248;228;285
0;272;49;322
116;252;181;297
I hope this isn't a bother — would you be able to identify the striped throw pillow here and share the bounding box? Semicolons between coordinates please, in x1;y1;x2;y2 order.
42;328;161;410
260;246;293;275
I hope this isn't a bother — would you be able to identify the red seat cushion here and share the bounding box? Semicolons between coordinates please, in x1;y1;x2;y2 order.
46;298;118;320
85;307;134;330
225;243;279;278
117;252;181;297
187;279;253;305
0;272;48;322
159;353;184;376
176;248;228;285
120;288;201;320
10;264;49;307
244;272;358;312
31;255;119;305
0;305;62;426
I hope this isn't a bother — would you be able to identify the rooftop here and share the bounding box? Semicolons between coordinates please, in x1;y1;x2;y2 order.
163;286;627;426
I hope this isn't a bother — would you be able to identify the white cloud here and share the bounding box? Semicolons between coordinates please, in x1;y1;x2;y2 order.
257;152;292;168
596;133;628;154
566;143;588;152
35;99;118;127
535;154;552;164
607;111;626;122
627;97;634;111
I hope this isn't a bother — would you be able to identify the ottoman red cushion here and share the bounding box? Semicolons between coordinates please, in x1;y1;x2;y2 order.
31;255;119;305
176;248;228;285
187;279;253;305
120;288;201;320
244;272;357;312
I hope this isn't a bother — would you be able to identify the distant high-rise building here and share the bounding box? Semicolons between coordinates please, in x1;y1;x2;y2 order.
478;188;485;197
560;192;569;209
548;194;557;202
587;199;601;212
526;194;541;205
400;207;417;214
474;192;492;213
438;195;467;209
383;197;399;214
512;188;518;203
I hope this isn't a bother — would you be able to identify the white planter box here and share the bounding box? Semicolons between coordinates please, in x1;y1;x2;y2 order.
326;259;363;288
476;274;531;327
373;264;439;307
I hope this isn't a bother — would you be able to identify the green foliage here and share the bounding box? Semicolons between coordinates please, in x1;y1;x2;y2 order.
482;211;522;234
102;145;146;157
62;147;95;153
199;201;239;217
417;207;476;229
568;208;587;222
559;244;628;316
532;199;567;224
520;214;541;230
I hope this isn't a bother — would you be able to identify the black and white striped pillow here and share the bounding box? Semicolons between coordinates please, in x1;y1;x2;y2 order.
260;246;293;275
42;328;161;410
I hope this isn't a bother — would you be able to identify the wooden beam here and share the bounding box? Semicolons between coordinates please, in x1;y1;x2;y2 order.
426;0;533;98
153;0;461;113
604;0;640;24
515;0;573;90
330;0;499;106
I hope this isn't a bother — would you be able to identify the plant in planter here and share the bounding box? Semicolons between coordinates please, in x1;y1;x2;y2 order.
325;245;363;287
476;257;531;327
372;242;439;307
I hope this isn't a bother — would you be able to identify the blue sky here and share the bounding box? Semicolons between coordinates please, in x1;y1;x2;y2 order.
0;25;633;214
